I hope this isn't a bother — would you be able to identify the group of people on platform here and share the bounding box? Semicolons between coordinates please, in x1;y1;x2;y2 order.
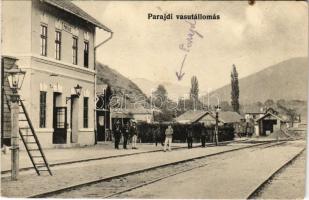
113;120;138;149
112;121;210;151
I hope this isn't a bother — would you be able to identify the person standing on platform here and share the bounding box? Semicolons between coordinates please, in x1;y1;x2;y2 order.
160;124;165;146
130;122;138;149
113;120;122;149
187;125;193;149
164;125;174;152
122;122;130;149
154;124;162;146
201;123;206;148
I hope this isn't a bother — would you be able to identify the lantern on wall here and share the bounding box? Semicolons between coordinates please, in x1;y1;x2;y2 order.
66;84;82;104
74;84;82;97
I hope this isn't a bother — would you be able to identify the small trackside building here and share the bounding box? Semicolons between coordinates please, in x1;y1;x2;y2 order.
255;112;286;136
1;0;111;148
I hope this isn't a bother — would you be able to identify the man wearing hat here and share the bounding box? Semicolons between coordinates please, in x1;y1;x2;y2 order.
130;122;138;149
164;125;174;152
154;124;163;146
113;120;122;149
201;123;207;148
187;125;193;149
122;122;130;149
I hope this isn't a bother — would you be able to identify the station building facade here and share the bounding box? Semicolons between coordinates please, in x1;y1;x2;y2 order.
2;0;111;148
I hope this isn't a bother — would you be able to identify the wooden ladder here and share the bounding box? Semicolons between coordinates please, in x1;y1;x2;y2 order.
18;100;52;176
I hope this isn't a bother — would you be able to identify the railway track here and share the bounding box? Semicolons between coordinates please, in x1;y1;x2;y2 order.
1;139;251;176
1;144;202;175
29;140;286;198
246;146;305;199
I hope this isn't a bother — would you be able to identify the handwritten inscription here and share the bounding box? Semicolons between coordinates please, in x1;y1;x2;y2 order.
176;20;204;80
179;20;204;53
155;7;205;81
176;54;187;81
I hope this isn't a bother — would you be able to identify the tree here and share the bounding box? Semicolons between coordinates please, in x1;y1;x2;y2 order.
255;101;263;108
286;108;298;127
231;64;240;113
220;101;232;111
152;84;175;122
190;76;199;110
190;76;199;100
276;99;286;107
154;85;167;99
105;85;112;108
96;84;113;110
152;84;168;109
277;100;298;127
264;99;275;108
177;98;204;112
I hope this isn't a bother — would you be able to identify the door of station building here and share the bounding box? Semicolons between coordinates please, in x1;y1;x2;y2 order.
262;119;277;135
53;107;67;144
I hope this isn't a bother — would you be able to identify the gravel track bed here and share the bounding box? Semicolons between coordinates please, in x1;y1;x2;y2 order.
251;150;306;199
50;142;280;198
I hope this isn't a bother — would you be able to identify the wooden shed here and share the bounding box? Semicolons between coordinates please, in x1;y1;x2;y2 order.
255;112;285;136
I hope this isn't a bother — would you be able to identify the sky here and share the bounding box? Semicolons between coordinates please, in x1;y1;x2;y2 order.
75;1;308;92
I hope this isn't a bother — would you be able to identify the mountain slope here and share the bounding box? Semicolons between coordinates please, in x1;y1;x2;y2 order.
96;63;147;100
209;57;307;104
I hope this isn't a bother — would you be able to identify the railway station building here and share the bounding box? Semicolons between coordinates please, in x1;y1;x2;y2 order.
1;0;111;148
175;110;244;126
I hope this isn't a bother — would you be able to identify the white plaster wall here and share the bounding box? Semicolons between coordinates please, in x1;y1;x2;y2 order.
31;0;95;69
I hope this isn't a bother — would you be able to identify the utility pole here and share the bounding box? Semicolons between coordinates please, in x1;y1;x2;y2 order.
6;66;26;181
214;105;221;146
215;110;219;146
104;88;107;142
10;95;19;180
276;121;279;143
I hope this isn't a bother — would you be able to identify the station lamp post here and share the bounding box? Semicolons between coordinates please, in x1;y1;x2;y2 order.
214;105;221;146
7;68;26;181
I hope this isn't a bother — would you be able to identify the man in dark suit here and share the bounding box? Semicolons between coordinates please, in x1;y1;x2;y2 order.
122;122;130;149
187;125;193;149
201;123;206;147
113;120;122;149
154;124;162;146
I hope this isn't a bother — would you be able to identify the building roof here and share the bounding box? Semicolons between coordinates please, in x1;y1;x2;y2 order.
111;111;133;119
111;105;153;115
175;110;209;124
218;111;244;123
256;112;285;122
125;108;153;115
175;110;244;124
265;107;279;115
43;0;112;32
